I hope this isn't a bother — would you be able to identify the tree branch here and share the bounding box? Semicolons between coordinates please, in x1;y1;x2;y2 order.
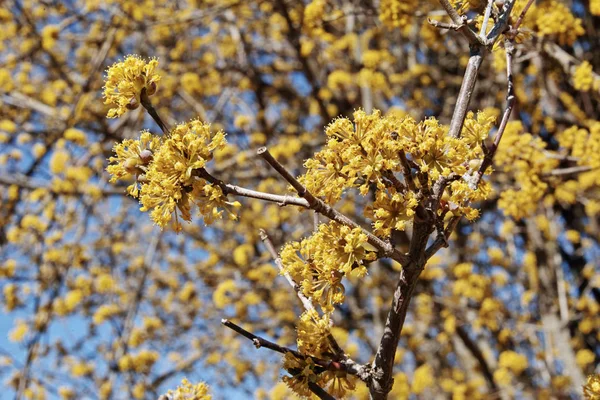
257;147;410;266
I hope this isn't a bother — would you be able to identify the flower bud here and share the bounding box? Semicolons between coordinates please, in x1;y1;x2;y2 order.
123;157;138;174
139;149;153;164
146;81;157;96
126;97;140;110
136;173;148;184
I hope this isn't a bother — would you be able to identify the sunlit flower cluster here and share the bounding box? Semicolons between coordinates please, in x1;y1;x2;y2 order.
495;121;559;219
107;131;161;197
103;55;161;118
160;378;211;400
522;0;585;46
592;0;600;15
280;221;376;313
282;353;318;398
300;109;494;233
378;0;418;30
557;123;600;170
107;120;239;231
573;61;599;92
584;374;600;399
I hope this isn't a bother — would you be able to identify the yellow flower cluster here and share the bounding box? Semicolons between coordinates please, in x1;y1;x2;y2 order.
522;0;585;46
498;350;528;374
592;0;600;15
118;349;159;373
303;0;326;35
573;62;599;92
161;378;211;400
107;120;239;231
300;109;494;234
282;351;357;398
495;121;559;219
296;309;332;356
107;131;161;197
584;374;600;399
379;0;418;30
280;221;376;313
555;122;600;214
103;55;161;118
282;353;318;398
557;123;600;170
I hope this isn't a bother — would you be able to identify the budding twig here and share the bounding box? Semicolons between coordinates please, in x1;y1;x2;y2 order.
257;147;410;266
221;319;358;374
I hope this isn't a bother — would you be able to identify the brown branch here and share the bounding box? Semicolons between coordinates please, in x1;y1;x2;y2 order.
513;0;535;31
368;3;518;398
470;38;516;188
195;168;310;208
428;18;462;31
140;87;170;135
425;215;461;260
257;147;410;266
437;0;484;46
308;383;336;400
456;325;499;391
221;319;369;380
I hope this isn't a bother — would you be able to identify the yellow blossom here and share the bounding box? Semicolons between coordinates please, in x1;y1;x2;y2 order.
92;304;121;325
498;350;528;375
162;379;211;400
412;364;434;394
63;128;87;145
106;130;161;197
296;310;331;357
282;353;318;398
103;55;161;118
584;374;600;399
137;120;237;231
379;0;418;29
576;349;596;368
9;320;28;342
573;61;597;91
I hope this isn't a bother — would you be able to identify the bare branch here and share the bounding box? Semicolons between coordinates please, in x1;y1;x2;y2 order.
221;319;369;380
471;38;516;188
437;0;484;45
544;165;595;177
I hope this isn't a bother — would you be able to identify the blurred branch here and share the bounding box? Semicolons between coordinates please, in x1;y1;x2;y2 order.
0;173;125;197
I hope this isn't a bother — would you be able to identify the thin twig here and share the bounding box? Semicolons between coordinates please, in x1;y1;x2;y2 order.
308;383;336;400
472;38;516;188
140;87;170;134
544;165;595;177
513;0;535;31
437;0;484;45
257;147;410;266
196;168;310;207
259;229;314;312
221;319;356;375
479;0;494;38
428;18;461;30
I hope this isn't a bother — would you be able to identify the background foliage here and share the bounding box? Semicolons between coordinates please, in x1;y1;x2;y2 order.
0;0;599;398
